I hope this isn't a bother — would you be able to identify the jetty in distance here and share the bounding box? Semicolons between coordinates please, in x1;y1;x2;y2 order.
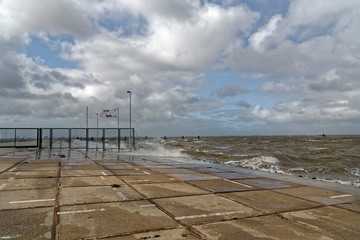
0;146;359;239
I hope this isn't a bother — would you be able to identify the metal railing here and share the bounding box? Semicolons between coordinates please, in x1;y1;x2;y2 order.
0;128;135;150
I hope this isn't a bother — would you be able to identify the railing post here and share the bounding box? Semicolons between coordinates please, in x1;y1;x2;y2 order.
132;128;135;150
50;129;53;149
86;128;89;149
68;129;71;149
38;128;42;149
14;129;16;148
102;129;105;150
118;128;121;150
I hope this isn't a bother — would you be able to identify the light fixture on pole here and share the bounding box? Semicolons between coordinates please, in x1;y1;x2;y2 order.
127;90;131;150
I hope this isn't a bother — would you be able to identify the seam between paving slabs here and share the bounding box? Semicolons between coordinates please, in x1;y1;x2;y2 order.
0;158;29;174
52;158;61;240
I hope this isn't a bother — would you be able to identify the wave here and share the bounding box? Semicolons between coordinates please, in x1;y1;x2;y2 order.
349;168;360;177
131;137;360;187
127;138;186;158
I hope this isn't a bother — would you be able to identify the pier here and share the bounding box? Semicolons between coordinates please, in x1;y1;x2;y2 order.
0;147;359;239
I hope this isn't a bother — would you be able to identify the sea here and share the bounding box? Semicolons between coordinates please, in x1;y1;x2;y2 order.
127;135;360;187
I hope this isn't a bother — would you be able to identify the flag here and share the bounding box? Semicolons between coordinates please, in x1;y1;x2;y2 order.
100;109;117;118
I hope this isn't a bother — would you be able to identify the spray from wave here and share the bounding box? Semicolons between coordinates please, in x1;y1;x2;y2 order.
127;138;186;158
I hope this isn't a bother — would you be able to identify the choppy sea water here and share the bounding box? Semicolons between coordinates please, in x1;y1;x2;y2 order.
130;135;360;187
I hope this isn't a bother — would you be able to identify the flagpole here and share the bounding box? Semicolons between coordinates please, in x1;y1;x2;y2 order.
127;91;131;150
86;106;88;128
117;108;119;129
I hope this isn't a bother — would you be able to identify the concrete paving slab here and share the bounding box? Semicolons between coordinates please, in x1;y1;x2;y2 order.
96;162;130;166
104;164;144;170
0;164;15;173
281;206;360;240
132;182;210;198
22;160;59;166
0;178;58;190
188;179;255;193
57;200;180;239
1;151;32;157
60;160;94;165
336;201;360;212
60;185;143;205
206;172;257;179
153;194;262;225
112;169;158;176
194;167;229;174
12;165;59;171
0;207;54;240
0;188;56;210
61;169;113;177
171;164;211;169
193;215;335;240
151;168;200;174
0;170;59;179
107;227;201;239
220;190;321;213
121;174;179;184
0;157;24;163
0;158;24;172
237;177;301;189
61;176;124;187
167;173;220;181
0;149;16;155
61;164;105;170
274;186;360;205
143;164;178;169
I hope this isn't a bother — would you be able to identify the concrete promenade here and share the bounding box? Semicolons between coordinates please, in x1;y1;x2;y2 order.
0;148;359;239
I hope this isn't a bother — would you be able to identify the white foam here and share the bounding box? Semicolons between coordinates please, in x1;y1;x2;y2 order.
127;138;186;158
350;168;360;177
317;178;360;187
290;167;305;171
224;156;280;173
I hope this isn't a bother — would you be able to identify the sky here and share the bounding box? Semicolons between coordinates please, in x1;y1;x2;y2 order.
0;0;359;137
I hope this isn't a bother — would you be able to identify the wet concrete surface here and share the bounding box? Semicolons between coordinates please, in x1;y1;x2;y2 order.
274;186;360;205
0;207;54;240
0;148;359;239
187;179;255;193
237;177;301;189
0;178;58;190
60;176;125;187
57;201;179;239
219;190;321;213
106;227;201;240
131;182;210;198
193;215;336;240
153;194;262;225
281;206;360;240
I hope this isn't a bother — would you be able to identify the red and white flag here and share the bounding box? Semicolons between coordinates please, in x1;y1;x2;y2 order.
100;109;117;118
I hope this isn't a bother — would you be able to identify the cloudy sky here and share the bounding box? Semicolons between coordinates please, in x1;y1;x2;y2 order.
1;0;359;136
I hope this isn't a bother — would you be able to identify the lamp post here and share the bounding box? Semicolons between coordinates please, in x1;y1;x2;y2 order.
96;113;99;150
127;90;132;150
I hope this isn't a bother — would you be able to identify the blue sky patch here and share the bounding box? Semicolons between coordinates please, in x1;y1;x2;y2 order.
25;35;78;69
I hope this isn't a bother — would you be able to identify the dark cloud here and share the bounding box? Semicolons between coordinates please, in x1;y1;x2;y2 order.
0;57;25;89
217;86;250;98
237;100;251;108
